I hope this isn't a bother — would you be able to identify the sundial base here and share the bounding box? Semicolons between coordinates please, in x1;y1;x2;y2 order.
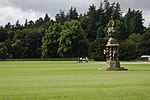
99;61;128;71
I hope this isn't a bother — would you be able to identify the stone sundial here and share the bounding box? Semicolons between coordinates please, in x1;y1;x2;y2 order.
99;15;127;71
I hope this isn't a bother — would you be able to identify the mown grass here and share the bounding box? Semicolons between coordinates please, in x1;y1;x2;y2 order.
0;61;150;100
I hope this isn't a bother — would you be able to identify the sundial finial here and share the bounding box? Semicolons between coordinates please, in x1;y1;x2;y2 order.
107;13;116;37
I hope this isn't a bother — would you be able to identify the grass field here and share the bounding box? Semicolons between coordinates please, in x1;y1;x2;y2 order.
0;61;150;100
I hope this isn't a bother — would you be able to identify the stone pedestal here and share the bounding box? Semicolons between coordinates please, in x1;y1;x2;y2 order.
99;61;127;71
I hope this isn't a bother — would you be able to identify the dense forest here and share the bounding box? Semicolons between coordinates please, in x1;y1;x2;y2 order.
0;0;150;61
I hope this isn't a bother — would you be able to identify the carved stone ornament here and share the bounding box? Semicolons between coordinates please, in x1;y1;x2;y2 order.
99;15;127;71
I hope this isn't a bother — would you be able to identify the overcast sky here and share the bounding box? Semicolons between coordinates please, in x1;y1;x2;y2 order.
0;0;149;27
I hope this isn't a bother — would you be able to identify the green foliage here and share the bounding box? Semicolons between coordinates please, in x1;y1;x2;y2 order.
123;8;144;36
0;42;9;60
4;39;13;58
89;38;107;61
58;20;89;57
67;6;79;20
119;40;140;61
86;4;97;42
141;28;150;55
7;58;77;61
28;20;34;28
129;33;143;54
114;3;122;20
15;20;21;29
41;23;62;58
12;39;27;58
12;29;43;58
79;15;89;30
0;31;7;42
55;10;67;24
114;20;127;40
97;26;105;38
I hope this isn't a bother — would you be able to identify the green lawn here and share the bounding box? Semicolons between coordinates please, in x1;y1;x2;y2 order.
0;61;150;100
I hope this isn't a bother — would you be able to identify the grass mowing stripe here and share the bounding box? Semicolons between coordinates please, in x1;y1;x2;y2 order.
0;61;150;100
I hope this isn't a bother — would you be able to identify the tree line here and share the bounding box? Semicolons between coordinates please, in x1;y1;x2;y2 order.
0;0;150;61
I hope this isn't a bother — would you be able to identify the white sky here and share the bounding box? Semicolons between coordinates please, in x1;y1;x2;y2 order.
0;0;149;27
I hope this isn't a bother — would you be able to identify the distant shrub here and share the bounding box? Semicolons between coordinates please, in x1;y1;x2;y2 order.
7;58;77;61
